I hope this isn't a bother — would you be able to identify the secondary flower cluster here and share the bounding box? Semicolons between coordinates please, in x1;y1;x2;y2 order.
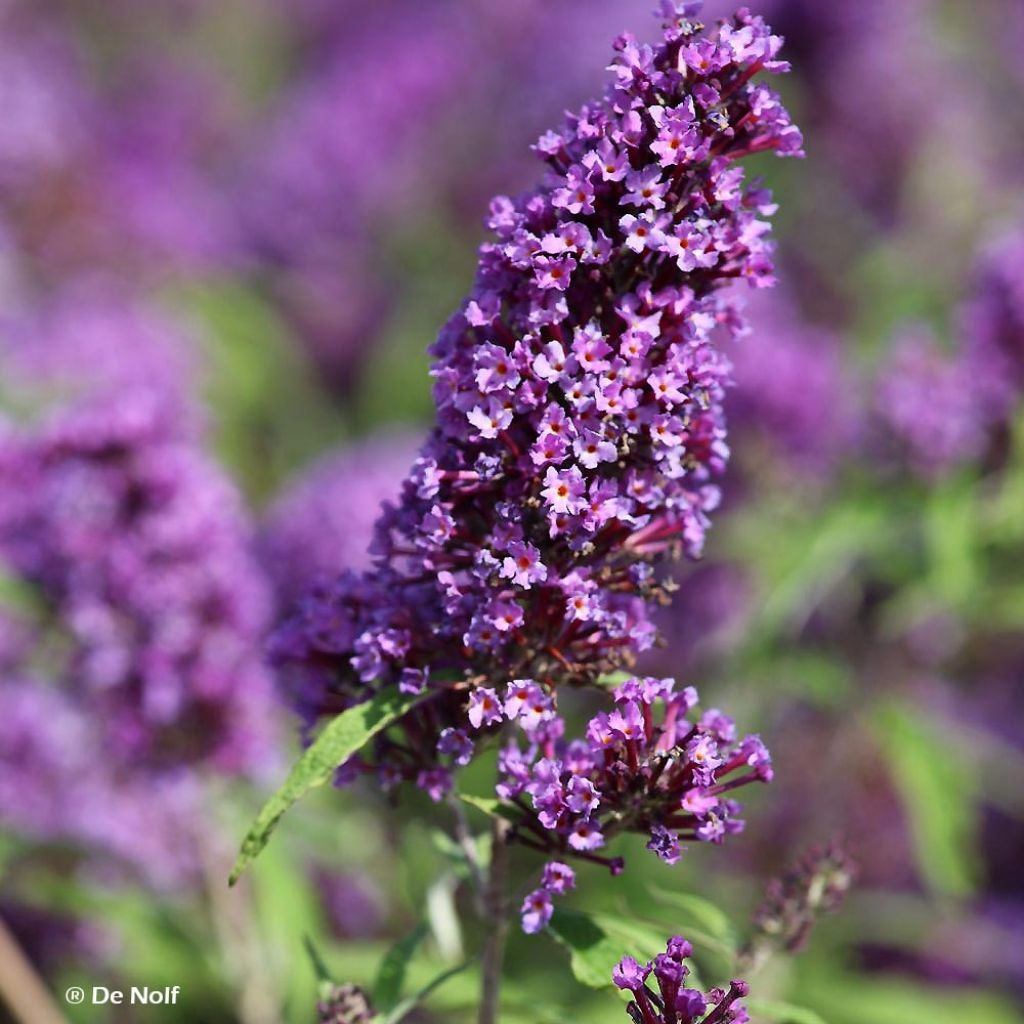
486;677;771;932
874;225;1024;479
260;431;421;606
0;676;201;887
0;295;277;778
614;936;750;1024
743;840;856;964
272;2;800;801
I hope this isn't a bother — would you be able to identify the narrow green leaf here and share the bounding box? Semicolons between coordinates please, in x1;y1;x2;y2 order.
373;923;429;1012
548;909;667;989
230;686;426;884
872;698;979;898
381;959;473;1024
302;935;333;986
746;999;829;1024
458;793;520;823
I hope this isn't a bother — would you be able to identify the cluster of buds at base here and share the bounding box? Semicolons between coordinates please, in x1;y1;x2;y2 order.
316;983;374;1024
740;840;856;970
614;936;749;1024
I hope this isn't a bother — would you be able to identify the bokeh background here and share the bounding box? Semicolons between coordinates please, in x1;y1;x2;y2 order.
1;1;1023;1022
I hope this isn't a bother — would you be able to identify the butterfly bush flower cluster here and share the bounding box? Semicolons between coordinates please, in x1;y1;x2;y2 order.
260;431;421;606
0;676;202;887
490;676;771;931
614;936;750;1024
875;226;1024;479
0;300;276;777
272;2;800;807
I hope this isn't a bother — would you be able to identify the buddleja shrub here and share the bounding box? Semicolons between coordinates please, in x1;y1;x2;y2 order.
234;4;828;1022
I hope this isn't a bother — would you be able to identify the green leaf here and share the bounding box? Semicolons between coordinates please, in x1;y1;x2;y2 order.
380;959;473;1024
373;923;429;1012
746;999;829;1024
548;910;667;990
458;793;520;823
647;887;739;956
302;935;333;986
230;686;426;884
872;698;979;898
923;473;977;607
793;967;1023;1024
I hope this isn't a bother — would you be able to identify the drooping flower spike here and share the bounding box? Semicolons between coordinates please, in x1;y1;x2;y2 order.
272;0;800;802
614;935;750;1024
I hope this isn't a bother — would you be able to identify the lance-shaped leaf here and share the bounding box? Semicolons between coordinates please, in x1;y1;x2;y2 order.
548;909;668;989
230;686;426;884
373;923;429;1012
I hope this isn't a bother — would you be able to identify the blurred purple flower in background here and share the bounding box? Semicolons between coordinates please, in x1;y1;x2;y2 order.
0;679;202;887
724;290;851;475
874;324;990;480
261;431;422;606
1;393;277;774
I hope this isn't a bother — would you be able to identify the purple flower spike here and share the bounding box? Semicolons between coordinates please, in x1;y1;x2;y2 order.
270;2;799;802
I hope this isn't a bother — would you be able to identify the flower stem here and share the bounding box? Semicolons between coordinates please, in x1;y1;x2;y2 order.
478;816;510;1024
0;914;68;1024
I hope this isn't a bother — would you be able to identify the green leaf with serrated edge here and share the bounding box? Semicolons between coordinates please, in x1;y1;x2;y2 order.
746;999;829;1024
458;793;520;823
548;909;668;989
373;923;429;1012
381;959;473;1024
229;686;427;884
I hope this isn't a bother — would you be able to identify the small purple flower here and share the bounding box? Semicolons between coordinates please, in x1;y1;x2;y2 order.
399;667;428;695
467;687;503;730
416;768;452;803
541;465;587;515
647;824;682;865
541;861;576;896
568;818;605;851
437;728;474;767
566;776;601;815
612;955;650;992
622;166;668;210
499;541;548;589
520;888;553;934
